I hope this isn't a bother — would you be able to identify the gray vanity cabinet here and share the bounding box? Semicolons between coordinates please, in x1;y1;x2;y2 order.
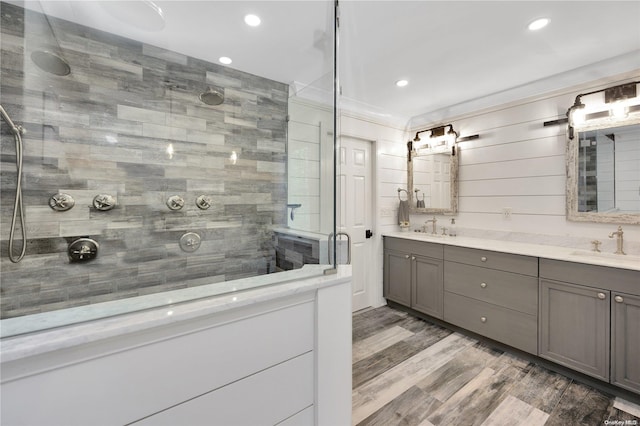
539;259;640;387
539;279;610;381
383;237;444;319
412;254;444;318
383;247;412;306
612;292;640;393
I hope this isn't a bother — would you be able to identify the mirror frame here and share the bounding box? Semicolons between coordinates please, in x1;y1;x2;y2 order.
566;122;640;224
407;147;459;214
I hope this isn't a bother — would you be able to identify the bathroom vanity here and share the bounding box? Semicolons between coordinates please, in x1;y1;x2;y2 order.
383;233;640;396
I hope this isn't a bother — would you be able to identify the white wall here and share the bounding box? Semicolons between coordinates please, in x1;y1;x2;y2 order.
288;97;334;234
420;74;639;246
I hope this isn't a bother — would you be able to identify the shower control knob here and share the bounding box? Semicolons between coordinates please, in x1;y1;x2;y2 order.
49;193;75;211
68;238;99;262
166;195;185;210
196;195;212;210
93;194;116;211
179;232;201;253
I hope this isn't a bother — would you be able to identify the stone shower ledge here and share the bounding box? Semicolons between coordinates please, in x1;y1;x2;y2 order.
0;265;351;361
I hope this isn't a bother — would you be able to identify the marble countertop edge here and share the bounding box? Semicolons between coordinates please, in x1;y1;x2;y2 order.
383;232;640;272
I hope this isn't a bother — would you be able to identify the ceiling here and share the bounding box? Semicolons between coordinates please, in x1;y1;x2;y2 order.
15;1;640;126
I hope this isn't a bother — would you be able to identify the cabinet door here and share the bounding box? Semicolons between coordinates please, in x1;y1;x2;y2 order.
384;249;411;306
539;279;610;381
612;292;640;393
412;255;443;319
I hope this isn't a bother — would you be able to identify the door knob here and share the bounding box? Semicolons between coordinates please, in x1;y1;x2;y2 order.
365;229;373;239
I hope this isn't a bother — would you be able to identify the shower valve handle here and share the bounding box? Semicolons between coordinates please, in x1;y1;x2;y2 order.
49;193;75;211
93;194;116;211
167;195;185;210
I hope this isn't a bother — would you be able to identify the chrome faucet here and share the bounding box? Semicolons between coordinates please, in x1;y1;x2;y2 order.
608;226;626;255
424;217;437;234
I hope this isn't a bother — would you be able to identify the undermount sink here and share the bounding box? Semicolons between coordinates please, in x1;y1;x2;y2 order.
568;250;640;268
412;231;445;238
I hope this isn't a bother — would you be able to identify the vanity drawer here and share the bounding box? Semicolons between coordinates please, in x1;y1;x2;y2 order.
444;292;537;354
444;246;538;276
540;258;640;294
444;261;538;315
385;237;443;259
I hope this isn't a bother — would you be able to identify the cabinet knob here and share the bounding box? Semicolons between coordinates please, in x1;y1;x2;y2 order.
614;295;624;303
597;292;606;300
480;282;487;288
480;316;487;323
480;256;487;262
412;256;416;260
405;254;410;259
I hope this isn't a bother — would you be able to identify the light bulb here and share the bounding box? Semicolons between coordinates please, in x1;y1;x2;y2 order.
610;103;629;120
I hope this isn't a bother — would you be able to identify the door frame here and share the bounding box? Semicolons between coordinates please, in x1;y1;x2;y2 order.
338;133;380;310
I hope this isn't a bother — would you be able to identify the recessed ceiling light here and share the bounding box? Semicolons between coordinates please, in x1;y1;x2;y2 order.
244;14;261;27
219;56;232;65
396;79;409;87
528;18;550;31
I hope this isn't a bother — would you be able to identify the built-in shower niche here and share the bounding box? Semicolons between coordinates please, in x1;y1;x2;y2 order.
0;2;300;319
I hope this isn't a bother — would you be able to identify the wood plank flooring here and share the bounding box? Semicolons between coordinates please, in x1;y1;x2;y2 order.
353;306;640;426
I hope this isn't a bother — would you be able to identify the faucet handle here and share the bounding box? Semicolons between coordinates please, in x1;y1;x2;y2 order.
591;240;601;252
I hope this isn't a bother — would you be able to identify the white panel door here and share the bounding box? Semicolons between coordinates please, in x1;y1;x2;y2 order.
339;136;373;312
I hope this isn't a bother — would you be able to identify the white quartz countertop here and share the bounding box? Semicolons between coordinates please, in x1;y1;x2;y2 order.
383;232;640;272
0;265;351;362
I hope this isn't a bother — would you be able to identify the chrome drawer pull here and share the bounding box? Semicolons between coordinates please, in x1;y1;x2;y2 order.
597;292;606;300
480;316;487;323
614;295;624;303
412;256;416;260
480;282;487;288
480;256;487;262
405;254;410;259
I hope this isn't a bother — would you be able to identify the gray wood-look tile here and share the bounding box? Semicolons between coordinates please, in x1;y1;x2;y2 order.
0;1;292;318
359;386;441;426
353;306;640;426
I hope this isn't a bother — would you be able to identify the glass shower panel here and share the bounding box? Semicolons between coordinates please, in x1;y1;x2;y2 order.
0;1;337;328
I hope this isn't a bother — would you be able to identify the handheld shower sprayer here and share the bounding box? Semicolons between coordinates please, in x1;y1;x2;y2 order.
1;104;27;263
0;105;25;136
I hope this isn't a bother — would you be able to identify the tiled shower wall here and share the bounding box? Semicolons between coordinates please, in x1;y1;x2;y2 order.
0;3;289;319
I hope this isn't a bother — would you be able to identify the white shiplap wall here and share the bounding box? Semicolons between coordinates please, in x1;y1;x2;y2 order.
287;97;334;234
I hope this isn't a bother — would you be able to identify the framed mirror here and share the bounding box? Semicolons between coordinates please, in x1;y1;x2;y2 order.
567;122;640;224
407;147;459;214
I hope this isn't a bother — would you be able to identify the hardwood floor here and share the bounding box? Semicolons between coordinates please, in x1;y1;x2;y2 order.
352;306;640;426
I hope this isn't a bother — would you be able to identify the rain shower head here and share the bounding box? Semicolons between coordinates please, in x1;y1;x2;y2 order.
30;51;71;76
199;87;224;106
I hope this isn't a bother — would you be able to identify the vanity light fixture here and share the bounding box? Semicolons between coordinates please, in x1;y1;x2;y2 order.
410;124;460;159
219;56;232;65
396;79;409;87
566;81;640;139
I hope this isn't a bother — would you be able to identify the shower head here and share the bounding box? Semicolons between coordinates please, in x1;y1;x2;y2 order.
31;51;71;76
199;87;224;106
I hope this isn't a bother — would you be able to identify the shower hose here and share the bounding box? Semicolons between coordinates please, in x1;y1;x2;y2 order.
0;105;27;263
